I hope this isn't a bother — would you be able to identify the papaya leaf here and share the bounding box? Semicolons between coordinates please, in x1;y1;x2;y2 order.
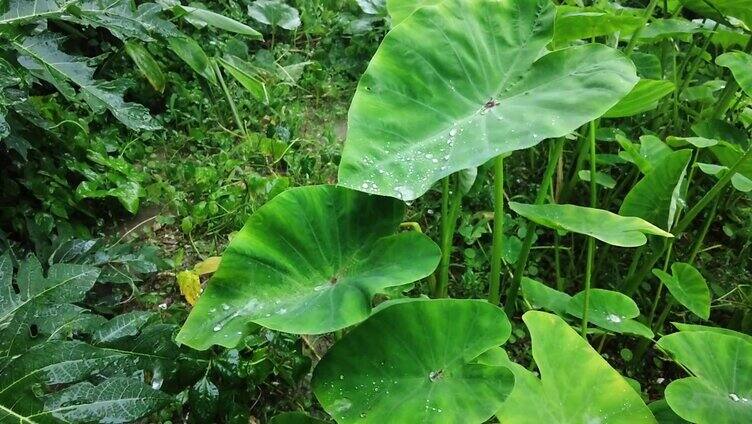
13;34;160;131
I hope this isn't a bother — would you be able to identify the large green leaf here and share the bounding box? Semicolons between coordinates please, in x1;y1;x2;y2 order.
0;254;99;349
177;185;441;349
13;34;160;131
696;162;752;193
716;51;752;97
604;79;676;118
0;0;68;26
386;0;442;25
620;149;692;230
553;5;643;46
657;331;752;424
521;277;571;316
247;0;301;30
312;299;514;423
42;378;171;423
124;41;166;93
167;35;218;85
672;322;752;344
566;289;654;338
496;311;656;423
509;202;673;247
652;263;710;320
338;0;637;201
680;0;752;30
178;5;262;39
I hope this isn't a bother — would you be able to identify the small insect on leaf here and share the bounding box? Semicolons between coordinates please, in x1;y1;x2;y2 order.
177;270;202;306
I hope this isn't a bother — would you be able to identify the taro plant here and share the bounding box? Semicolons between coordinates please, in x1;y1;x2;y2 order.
174;0;752;421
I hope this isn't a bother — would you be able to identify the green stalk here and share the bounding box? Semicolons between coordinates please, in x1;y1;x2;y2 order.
504;139;565;315
710;37;752;119
624;0;660;57
488;156;505;304
622;146;752;295
647;241;673;326
436;177;463;298
212;60;247;137
581;120;598;338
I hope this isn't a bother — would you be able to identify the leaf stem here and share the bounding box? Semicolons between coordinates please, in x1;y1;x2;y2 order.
212;60;247;137
436;176;463;298
504;139;564;315
581;120;598;338
624;0;660;57
488;156;505;304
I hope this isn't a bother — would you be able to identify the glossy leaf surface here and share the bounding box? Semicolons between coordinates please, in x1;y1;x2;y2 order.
496;311;656;423
652;263;710;320
620;149;692;230
658;331;752;424
338;0;637;200
509;202;673;247
177;185;441;349
313;299;513;424
567;289;653;338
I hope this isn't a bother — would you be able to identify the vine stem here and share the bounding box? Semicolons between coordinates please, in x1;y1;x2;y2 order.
488;156;505;304
581;120;598;338
504;139;564;315
436;176;462;298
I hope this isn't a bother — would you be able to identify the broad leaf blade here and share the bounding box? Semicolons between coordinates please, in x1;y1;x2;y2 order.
497;311;656;423
658;331;752;424
509;202;673;247
14;34;160;131
338;0;637;200
620;149;692;230
177;185;441;349
604;79;676;118
312;299;513;423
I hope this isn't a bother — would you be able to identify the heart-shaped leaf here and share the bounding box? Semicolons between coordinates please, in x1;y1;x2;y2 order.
657;330;752;424
521;277;571;316
652;263;710;320
386;0;442;25
312;299;513;423
248;0;301;30
566;289;654;338
620;149;692;230
680;0;752;31
176;185;441;349
672;323;752;344
553;5;642;46
717;52;752;97
496;311;656;423
509;202;673;247
604;79;676;118
338;0;638;200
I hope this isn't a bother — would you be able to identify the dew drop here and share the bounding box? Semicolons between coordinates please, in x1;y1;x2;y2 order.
213;324;222;332
730;393;740;402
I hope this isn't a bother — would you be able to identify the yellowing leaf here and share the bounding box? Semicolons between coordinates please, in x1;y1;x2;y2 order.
177;270;201;306
193;256;221;275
